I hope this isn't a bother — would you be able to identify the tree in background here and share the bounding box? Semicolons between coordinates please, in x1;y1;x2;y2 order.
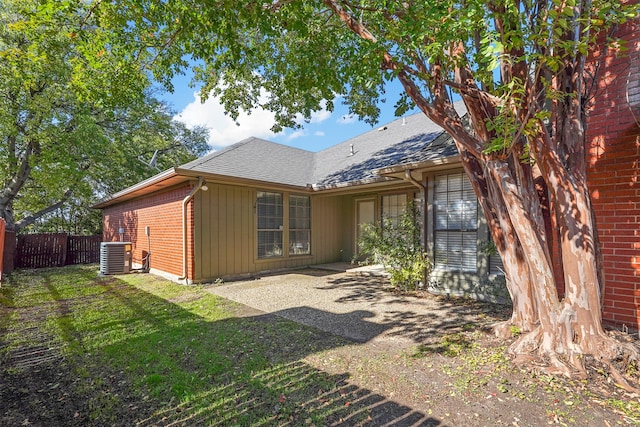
0;0;209;234
104;0;639;384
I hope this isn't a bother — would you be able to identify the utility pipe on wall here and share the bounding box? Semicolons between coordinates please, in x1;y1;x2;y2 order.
404;170;427;247
178;177;204;282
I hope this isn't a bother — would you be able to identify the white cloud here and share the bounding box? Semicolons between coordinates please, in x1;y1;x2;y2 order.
174;91;279;148
286;129;307;140
314;131;325;137
309;108;332;124
338;114;357;125
293;100;334;126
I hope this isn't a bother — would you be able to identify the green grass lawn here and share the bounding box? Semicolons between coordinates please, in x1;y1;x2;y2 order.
0;265;375;426
2;265;638;426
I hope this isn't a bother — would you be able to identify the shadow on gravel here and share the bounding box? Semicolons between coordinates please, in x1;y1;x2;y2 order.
320;275;510;344
0;268;443;426
272;306;390;343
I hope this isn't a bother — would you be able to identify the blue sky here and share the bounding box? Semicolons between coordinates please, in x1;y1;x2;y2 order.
161;71;417;153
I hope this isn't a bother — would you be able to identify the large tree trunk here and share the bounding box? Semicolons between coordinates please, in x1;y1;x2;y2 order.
414;86;637;381
0;204;16;233
468;102;636;382
455;144;540;334
324;0;638;385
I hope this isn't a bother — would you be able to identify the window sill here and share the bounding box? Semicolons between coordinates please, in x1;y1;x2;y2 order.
255;254;313;263
433;267;477;274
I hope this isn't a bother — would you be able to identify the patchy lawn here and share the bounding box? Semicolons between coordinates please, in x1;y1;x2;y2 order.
0;266;638;426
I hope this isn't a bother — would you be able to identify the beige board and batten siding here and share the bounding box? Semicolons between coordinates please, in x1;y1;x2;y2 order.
311;194;344;265
193;182;344;282
328;186;417;263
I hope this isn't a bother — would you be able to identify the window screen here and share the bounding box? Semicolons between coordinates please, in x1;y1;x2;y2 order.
289;195;311;255
257;191;283;258
489;248;505;275
434;173;478;272
381;194;407;228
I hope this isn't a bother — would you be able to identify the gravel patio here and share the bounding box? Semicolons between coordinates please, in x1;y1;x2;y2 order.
204;266;504;346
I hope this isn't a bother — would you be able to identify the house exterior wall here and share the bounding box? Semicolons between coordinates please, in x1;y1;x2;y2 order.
102;184;194;279
587;14;640;329
193;183;347;281
191;182;421;282
334;186;418;263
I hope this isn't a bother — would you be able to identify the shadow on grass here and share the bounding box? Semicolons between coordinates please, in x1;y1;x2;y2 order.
0;267;442;426
136;360;441;426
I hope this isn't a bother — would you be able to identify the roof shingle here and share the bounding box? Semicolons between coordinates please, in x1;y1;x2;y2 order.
97;103;466;207
179;101;465;188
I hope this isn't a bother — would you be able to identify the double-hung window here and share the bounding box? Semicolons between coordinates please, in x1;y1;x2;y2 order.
289;195;311;255
257;191;283;258
257;192;311;259
434;173;478;272
381;194;407;228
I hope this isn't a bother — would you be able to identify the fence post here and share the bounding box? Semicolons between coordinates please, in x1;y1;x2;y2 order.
1;225;14;279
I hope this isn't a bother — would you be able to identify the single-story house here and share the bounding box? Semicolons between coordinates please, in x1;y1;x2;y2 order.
96;19;639;330
95;101;509;302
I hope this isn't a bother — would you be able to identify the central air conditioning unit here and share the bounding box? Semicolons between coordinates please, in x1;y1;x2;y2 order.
100;242;133;275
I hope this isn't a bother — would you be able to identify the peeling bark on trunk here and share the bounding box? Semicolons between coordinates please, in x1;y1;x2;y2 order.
454;143;540;334
483;167;538;334
325;0;639;385
436;94;636;379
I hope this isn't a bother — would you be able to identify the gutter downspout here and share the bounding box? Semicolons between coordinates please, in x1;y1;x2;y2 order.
404;169;425;192
404;169;427;247
178;177;204;283
404;169;429;288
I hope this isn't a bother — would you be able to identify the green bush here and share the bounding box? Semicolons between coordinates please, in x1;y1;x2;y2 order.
355;202;432;291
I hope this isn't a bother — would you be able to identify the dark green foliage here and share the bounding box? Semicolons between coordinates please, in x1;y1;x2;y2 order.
0;0;210;233
356;203;432;291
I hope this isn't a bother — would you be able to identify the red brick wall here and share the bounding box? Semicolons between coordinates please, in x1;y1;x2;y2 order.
102;184;195;279
586;12;640;329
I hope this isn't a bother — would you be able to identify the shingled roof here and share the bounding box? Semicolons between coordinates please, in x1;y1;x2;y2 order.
178;101;464;189
312;111;453;188
95;103;464;208
179;137;316;187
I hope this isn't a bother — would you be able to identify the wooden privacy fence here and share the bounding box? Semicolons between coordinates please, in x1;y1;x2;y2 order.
66;235;102;265
15;234;101;269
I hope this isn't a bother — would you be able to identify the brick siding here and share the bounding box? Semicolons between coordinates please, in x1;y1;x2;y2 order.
102;184;194;279
586;11;640;329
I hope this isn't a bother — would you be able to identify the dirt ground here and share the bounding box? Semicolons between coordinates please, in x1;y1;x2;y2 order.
1;268;639;426
216;270;640;426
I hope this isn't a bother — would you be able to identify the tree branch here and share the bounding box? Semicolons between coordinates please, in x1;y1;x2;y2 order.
0;142;33;205
323;0;485;158
15;188;74;232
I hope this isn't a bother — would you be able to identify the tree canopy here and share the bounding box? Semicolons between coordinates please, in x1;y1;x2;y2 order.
3;0;637;385
103;0;639;385
0;0;209;234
